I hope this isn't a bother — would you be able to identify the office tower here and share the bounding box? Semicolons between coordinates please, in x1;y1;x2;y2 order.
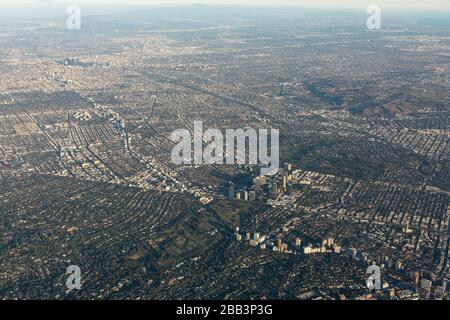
235;192;241;200
282;175;287;190
236;234;242;241
421;279;432;291
246;232;251;241
295;238;302;247
277;239;283;251
434;280;447;299
410;271;420;285
272;182;278;196
228;185;235;200
243;190;248;201
56;145;62;160
249;191;256;202
254;177;261;192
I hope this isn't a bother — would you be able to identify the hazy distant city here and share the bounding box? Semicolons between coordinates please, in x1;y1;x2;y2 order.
0;3;448;300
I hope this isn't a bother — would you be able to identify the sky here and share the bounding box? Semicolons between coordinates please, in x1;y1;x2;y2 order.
1;0;450;10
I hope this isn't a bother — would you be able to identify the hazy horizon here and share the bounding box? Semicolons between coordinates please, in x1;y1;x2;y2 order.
1;0;450;21
1;0;450;11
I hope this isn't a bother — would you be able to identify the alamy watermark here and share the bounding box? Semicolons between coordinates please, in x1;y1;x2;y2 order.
366;5;381;30
67;5;81;30
366;264;381;291
170;121;279;176
66;265;82;293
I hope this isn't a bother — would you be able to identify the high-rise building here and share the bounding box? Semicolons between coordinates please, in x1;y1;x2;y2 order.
235;192;241;200
249;191;256;202
434;280;447;299
56;145;62;160
421;279;432;291
228;185;235;200
254;177;261;192
410;271;420;285
271;182;278;197
243;190;248;201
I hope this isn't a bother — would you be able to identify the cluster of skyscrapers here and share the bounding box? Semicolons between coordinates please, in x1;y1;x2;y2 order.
228;163;295;201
